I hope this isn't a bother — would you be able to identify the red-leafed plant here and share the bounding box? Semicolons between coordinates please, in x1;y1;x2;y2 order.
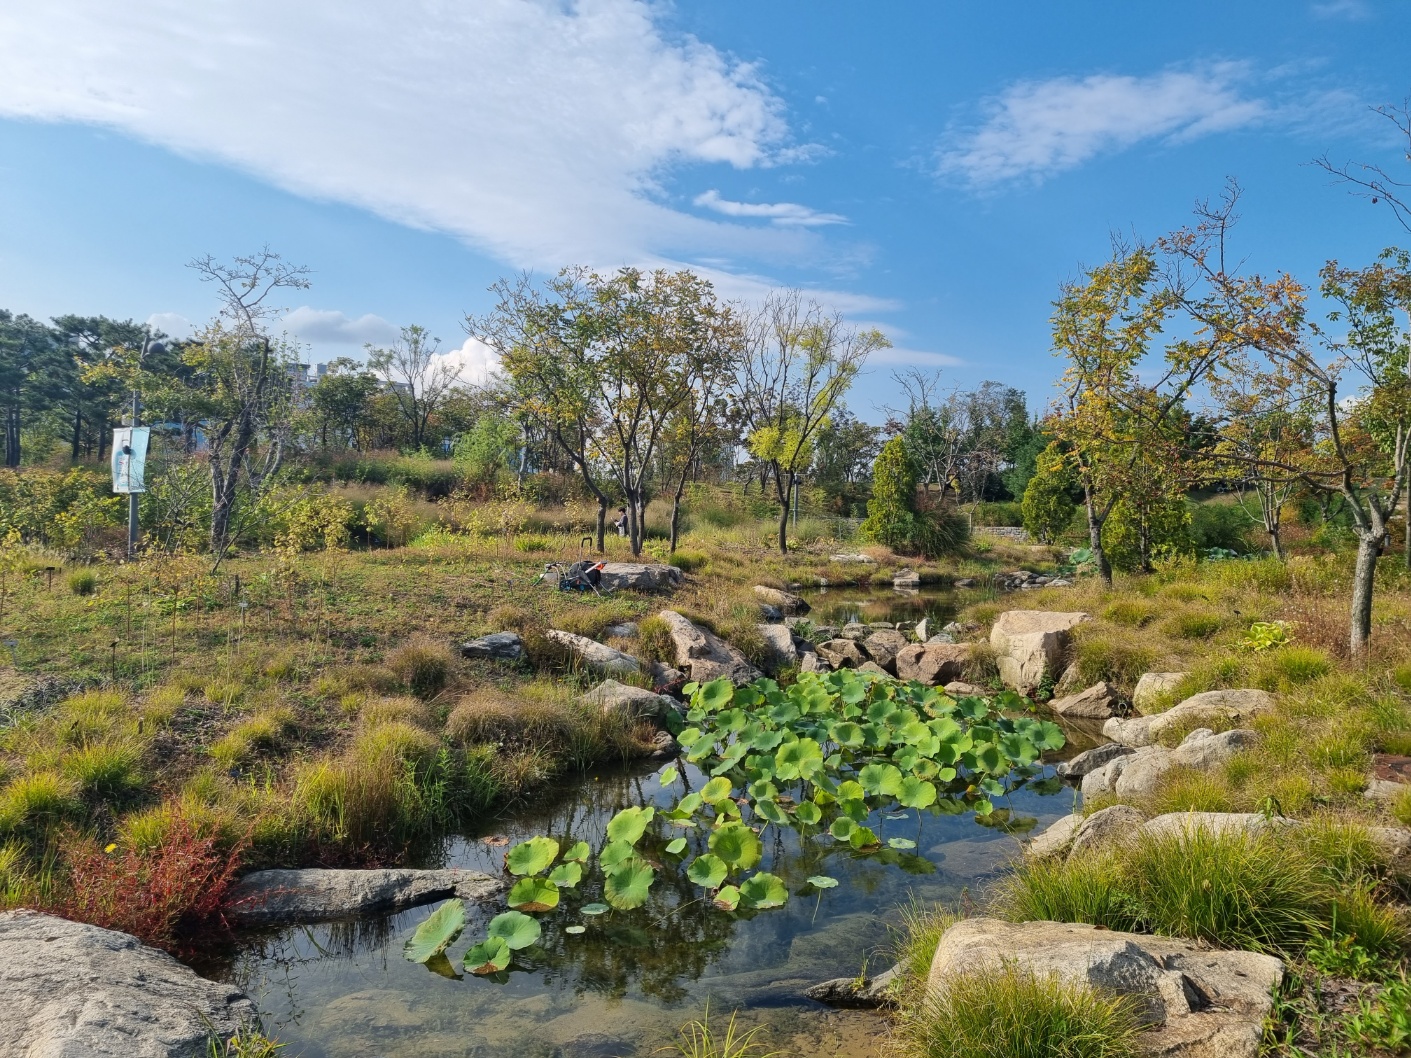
52;816;248;952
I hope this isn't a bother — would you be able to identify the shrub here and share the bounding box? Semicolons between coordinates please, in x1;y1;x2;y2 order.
1021;445;1077;545
66;569;98;595
971;501;1024;528
50;814;246;952
897;965;1142;1058
60;742;144;802
861;437;968;557
386;639;454;699
1189;501;1253;554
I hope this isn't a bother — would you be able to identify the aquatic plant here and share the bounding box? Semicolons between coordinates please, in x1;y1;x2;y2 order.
408;668;1064;976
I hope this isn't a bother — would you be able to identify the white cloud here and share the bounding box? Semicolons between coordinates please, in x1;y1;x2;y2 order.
0;0;823;269
146;312;193;340
867;347;964;368
435;337;501;388
693;189;846;226
1311;0;1370;19
939;63;1267;187
281;307;400;346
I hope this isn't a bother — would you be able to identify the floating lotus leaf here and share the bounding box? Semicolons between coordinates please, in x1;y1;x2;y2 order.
829;816;857;841
830;721;864;747
849;825;881;850
606;806;654;845
676;792;703;815
754;799;787;825
712;884;741;911
699;678;734;710
580;903;609;916
687;852;728;889
748;779;779;801
739;871;788;909
974;798;995;816
487;909;541;950
506;836;560;877
708;821;762;869
604;860;655;910
887;837;917;850
464;936;512;974
859;763;903;797
565;925;586;935
403;898;465;964
507;876;559;912
794;801;822;825
898;777;937;810
599;839;638;869
547;861;582;888
562;840;591;863
665;837;687;855
807;875;839;889
658;765;679;786
700;777;733;804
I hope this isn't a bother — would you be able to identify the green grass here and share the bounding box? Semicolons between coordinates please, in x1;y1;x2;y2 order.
59;742;145;802
210;709;296;771
66;569;97;595
0;771;82;835
664;1004;777;1058
384;639;453;699
896;964;1142;1058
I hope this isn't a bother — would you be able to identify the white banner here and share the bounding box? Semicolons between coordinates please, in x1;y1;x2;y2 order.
111;427;150;494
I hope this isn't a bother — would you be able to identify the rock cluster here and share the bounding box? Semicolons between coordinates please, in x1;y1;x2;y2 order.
1102;690;1276;747
1081;728;1258;800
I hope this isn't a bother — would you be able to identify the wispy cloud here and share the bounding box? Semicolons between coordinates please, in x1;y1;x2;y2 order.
1310;0;1370;20
0;0;824;270
281;307;400;347
693;189;847;226
867;347;964;369
939;62;1267;187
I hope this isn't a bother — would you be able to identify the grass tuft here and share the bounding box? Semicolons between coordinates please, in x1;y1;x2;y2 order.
385;639;454;699
66;569;97;595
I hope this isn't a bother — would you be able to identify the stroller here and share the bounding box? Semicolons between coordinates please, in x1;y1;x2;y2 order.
540;560;608;595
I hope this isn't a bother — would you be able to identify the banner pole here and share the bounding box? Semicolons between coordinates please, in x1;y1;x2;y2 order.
127;331;148;559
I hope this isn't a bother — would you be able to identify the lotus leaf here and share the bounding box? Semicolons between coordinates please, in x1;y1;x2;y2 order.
547;862;583;888
849;825;881;850
606;806;654;845
807;875;839;889
898;777;937;809
599;840;638;869
604;861;655;910
700;777;733;804
464;936;512;974
562;840;591;863
487;909;541;950
506;836;560;876
403;898;465;964
712;884;741;910
708;821;762;869
687;853;728;889
565;925;586;935
507;876;560;912
793;801;822;825
658;765;679;786
739;871;789;909
665;837;687;855
580;903;609;916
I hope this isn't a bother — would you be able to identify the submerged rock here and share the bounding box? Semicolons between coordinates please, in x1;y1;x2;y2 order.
927;918;1283;1058
459;631;526;662
225;868;502;926
803;964;899;1008
544;629;641;676
0;909;256;1056
657;610;762;684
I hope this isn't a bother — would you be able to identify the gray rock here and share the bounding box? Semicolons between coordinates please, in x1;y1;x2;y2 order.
1365;778;1407;801
942;621;965;634
803;965;899;1008
800;652;831;673
1103;690;1276;747
1056;742;1136;779
914;617;930;642
893;569;921;588
862;629;910;671
857;661;892;677
953;578;977;588
926;632;957;645
1133;671;1188;713
1025;813;1084;860
657;610;762;684
756;623;799;675
648;660;686;687
460;631;526;662
1170;728;1258;771
1049;681;1123;720
839;622;871;641
926;918;1283;1057
753;585;810;615
758;603;784;622
0;910;257;1058
895;642;971;685
1139;811;1289;843
1068;805;1147;859
545;629;641;676
1049;578;1073;586
602;622;638;639
1052;663;1085;695
597;563;683;592
1081;751;1139;800
829;553;876;563
816;638;867;669
1367;826;1411;868
579;679;673;721
989;610;1091;695
1113;748;1178;798
226;868;503;926
1181;728;1215;744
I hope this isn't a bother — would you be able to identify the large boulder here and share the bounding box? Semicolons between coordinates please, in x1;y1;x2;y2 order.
1048;681;1123;720
579;679;674;722
895;643;972;685
893;569;921;588
756;624;799;675
926;918;1283;1058
226;868;502;926
0;909;257;1057
544;629;641;676
1024;813;1084;860
862;629;911;672
460;631;526;662
753;585;810;615
1081;729;1259;800
816;638;867;669
1068;804;1147;859
1103;690;1276;747
989;611;1090;695
1133;671;1187;713
1056;742;1135;780
657;611;762;684
597;563;683;592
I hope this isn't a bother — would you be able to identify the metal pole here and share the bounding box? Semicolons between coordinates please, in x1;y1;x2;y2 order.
127;330;149;559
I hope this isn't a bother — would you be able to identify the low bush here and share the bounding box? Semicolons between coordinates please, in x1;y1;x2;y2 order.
1101;599;1158;628
385;639;454;699
896;964;1142;1058
66;569;97;595
1160;608;1223;640
669;548;710;573
1068;630;1158;690
360;696;437;731
0;771;82;835
513;534;552;553
60;742;144;802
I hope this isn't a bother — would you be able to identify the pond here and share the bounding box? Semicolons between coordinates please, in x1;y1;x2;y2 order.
800;584;976;631
215;749;1081;1057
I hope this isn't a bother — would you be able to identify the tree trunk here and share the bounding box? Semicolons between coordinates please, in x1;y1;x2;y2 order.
1350;528;1385;656
71;409;82;462
594;498;607;553
5;406;19;468
774;468;793;555
1084;493;1112;584
669;474;688;553
1404;474;1410;572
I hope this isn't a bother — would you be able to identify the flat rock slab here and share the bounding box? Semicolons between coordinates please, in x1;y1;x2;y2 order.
753;585;809;615
545;629;641;676
225;868;503;926
1050;681;1124;720
460;631;526;662
597;563;683;592
1133;672;1187;713
1056;742;1135;779
658;610;762;684
927;918;1283;1058
0;909;256;1058
803;964;899;1008
1104;690;1276;747
578;679;673;721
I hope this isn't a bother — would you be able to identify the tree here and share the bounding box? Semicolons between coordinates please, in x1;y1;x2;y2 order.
308;357;380;449
185;248;310;562
660;358;738;552
1021;443;1077;543
810;406;881;516
0;312;60;467
859;435;966;557
366;325;462;452
49;316;146;462
738;291;887;553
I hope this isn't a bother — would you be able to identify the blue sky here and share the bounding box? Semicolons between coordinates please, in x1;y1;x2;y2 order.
1;0;1408;418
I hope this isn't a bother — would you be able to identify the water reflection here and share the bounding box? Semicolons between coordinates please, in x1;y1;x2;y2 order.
802;585;965;629
218;745;1078;1058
